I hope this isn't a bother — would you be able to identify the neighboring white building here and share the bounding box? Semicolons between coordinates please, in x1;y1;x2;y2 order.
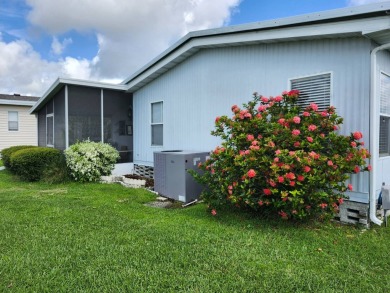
0;94;38;152
31;2;390;224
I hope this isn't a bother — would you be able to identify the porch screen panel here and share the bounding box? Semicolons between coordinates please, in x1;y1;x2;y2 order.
380;73;390;156
291;73;331;111
37;108;46;147
68;86;101;145
103;91;133;163
54;88;66;150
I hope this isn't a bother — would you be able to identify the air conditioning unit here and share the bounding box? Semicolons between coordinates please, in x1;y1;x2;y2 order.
154;150;209;202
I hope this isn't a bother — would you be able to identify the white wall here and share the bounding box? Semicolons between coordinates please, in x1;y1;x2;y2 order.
0;105;37;151
133;37;373;200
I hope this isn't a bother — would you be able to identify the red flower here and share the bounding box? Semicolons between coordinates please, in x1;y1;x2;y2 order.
278;176;284;183
319;203;328;209
293;116;301;124
247;134;254;141
367;165;372;171
274;96;282;102
303;111;310;117
294;141;300;147
261;96;269;103
211;209;217;216
258;200;264;206
285;172;296;180
297;175;304;182
303;166;311;173
278;118;286;125
247;169;256;178
278;210;288;219
275;149;281;155
327;160;333;166
338;198;344;204
310;103;319;111
290;181;296;187
215;116;220;123
348;184;353;191
269;180;276;187
263;188;272;195
307;137;313;143
258;105;267;112
292;129;300;136
353;131;363;140
350;141;357;147
231;105;240;113
354;165;360;173
308;124;317;131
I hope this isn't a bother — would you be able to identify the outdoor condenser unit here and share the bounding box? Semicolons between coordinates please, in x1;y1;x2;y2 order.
154;150;209;203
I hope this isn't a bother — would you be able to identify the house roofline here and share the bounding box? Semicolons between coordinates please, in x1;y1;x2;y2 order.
121;2;390;90
30;77;127;114
0;99;36;107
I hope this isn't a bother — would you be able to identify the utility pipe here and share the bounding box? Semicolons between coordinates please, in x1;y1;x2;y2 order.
369;43;390;225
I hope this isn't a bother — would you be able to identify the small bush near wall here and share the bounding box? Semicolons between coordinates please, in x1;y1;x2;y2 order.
1;145;37;169
191;91;370;221
64;140;119;182
11;147;65;182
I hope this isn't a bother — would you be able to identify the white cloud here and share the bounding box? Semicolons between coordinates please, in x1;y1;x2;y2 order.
348;0;387;6
51;36;72;55
24;0;241;86
0;0;241;95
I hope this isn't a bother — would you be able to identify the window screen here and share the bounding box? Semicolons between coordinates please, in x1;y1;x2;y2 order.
8;111;18;131
151;101;163;146
291;73;331;111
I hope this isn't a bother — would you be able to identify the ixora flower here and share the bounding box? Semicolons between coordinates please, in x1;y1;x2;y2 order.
211;209;217;216
247;169;256;178
353;131;363;140
191;90;370;222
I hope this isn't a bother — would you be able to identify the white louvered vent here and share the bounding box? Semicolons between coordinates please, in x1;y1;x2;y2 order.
291;73;331;111
380;117;389;155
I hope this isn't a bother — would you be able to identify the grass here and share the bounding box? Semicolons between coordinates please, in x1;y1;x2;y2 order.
0;169;390;292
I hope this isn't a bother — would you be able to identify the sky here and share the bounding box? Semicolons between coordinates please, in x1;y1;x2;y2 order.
0;0;386;96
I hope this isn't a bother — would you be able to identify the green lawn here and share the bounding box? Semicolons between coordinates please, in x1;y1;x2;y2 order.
0;169;389;292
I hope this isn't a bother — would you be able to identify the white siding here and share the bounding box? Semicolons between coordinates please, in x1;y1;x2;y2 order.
0;105;37;151
133;37;372;199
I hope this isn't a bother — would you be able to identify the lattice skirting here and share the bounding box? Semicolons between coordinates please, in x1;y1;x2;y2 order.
134;164;154;179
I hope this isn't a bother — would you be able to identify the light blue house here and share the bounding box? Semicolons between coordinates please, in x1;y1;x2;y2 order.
31;2;390;225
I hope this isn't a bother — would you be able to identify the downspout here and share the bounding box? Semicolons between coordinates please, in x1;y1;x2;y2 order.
369;43;390;225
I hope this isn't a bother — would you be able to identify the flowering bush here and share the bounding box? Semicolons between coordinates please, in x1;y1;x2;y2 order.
65;140;119;182
191;91;370;220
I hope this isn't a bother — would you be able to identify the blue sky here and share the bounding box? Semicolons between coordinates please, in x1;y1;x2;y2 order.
0;0;383;95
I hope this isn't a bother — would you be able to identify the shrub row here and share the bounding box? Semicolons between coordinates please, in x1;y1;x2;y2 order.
1;146;67;182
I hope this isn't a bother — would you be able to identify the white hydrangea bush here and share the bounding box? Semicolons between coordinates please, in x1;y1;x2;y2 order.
64;140;119;182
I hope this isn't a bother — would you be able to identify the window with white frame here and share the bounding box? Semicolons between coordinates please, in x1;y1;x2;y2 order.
46;114;54;146
290;73;331;111
151;101;163;146
380;72;390;156
8;111;18;131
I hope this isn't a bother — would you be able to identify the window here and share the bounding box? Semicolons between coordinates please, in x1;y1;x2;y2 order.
8;111;18;131
151;101;163;146
380;72;390;156
290;73;331;111
47;114;54;146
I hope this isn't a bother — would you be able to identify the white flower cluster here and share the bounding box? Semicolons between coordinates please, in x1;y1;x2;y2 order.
64;139;120;182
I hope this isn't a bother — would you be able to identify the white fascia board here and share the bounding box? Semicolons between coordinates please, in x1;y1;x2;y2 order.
30;77;126;114
125;17;390;92
0;99;36;106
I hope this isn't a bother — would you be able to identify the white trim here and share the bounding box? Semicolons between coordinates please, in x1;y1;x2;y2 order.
101;89;104;143
0;99;36;106
151;100;164;147
8;111;19;132
65;85;69;149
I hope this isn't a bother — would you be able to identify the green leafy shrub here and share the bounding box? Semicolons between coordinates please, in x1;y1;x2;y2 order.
11;147;64;181
64;140;119;182
191;91;370;221
41;154;71;184
1;145;37;169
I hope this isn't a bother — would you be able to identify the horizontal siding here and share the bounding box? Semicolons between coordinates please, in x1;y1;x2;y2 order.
133;37;373;197
0;105;37;151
